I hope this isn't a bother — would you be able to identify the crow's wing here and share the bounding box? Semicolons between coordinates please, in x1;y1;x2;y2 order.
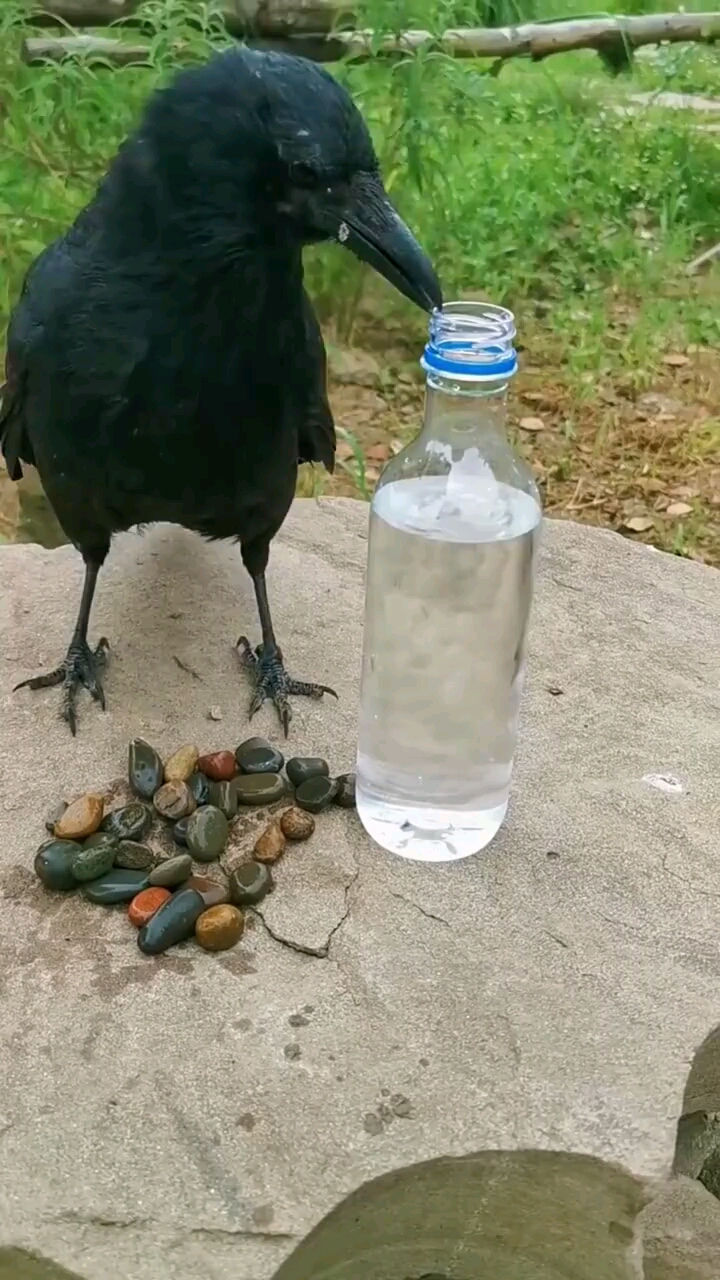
297;291;335;473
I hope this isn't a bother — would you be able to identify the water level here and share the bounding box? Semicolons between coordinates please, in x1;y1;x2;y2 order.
356;474;540;861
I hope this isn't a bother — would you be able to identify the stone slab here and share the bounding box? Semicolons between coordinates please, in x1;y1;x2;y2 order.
0;500;719;1278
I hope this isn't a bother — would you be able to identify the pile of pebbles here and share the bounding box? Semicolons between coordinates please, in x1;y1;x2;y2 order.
34;737;355;956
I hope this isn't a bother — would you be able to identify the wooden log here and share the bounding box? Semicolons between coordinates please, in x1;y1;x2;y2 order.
23;34;151;65
27;0;353;37
22;12;720;67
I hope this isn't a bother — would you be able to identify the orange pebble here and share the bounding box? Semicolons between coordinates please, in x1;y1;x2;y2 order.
128;887;172;928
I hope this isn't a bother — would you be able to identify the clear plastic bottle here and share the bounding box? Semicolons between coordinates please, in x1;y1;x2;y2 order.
356;302;541;862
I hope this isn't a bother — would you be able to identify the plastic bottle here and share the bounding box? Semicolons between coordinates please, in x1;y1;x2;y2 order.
356;302;541;861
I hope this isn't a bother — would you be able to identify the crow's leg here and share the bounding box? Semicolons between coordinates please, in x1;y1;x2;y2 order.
14;544;110;735
237;544;336;735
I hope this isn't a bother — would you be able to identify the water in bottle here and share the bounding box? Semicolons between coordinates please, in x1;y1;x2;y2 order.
356;302;541;861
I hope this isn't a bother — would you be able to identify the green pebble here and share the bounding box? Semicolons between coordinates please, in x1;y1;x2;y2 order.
84;869;150;905
216;780;238;820
149;854;192;888
101;801;153;842
128;738;164;800
115;840;154;871
71;843;116;883
235;737;284;775
187;772;211;806
333;773;356;809
286;757;330;788
34;840;81;892
186;805;229;862
295;775;339;814
229;861;273;906
137;887;205;955
233;773;286;806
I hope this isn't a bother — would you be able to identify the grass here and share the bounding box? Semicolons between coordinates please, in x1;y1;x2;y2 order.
0;0;719;558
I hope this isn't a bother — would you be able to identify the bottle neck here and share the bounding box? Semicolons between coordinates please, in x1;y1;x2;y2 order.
421;372;510;445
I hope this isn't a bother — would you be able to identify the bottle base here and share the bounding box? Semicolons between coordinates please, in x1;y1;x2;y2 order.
357;794;508;862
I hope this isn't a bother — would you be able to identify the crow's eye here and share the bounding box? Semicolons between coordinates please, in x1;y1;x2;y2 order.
289;161;320;189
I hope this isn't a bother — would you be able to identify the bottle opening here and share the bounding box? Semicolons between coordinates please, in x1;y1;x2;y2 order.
421;301;517;382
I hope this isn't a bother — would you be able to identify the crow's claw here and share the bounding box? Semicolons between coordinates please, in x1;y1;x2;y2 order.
14;637;109;736
235;635;337;736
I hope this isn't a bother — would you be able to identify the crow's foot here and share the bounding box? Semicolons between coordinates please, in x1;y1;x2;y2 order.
14;637;109;736
236;636;336;736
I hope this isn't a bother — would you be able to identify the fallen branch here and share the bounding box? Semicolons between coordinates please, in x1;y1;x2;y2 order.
22;11;720;66
686;241;720;276
27;0;351;37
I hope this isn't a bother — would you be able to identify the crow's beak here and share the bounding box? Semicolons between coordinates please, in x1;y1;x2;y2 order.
310;172;442;313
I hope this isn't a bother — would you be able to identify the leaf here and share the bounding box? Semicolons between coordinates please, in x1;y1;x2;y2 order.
519;416;545;432
666;502;693;518
623;516;654;533
662;353;690;368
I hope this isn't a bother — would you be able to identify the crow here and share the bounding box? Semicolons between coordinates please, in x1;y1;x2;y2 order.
1;47;441;735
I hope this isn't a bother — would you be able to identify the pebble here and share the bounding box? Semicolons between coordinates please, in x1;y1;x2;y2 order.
128;887;171;928
253;822;286;864
129;738;164;799
187;772;211;806
295;775;339;814
54;793;104;841
196;904;244;952
172;817;189;847
187;875;230;907
153;781;195;822
186;805;229;862
84;832;119;855
101;802;153;843
198;751;236;782
229;861;273;906
285;757;329;788
149;853;192;888
280;807;315;841
235;737;284;775
233;773;286;806
334;773;356;809
34;839;81;891
137;886;205;954
84;868;151;905
164;744;199;783
215;780;238;820
115;840;154;871
71;842;116;883
45;800;67;834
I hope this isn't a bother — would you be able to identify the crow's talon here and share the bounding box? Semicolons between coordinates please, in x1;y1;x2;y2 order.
14;637;109;736
236;636;336;736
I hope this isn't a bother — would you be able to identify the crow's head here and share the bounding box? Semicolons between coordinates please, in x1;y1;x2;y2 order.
135;47;442;312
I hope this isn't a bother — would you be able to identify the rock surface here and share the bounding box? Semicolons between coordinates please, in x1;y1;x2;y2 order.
1;501;720;1279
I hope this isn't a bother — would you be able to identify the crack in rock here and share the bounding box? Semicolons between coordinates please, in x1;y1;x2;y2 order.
48;1210;296;1242
390;891;451;928
254;863;360;959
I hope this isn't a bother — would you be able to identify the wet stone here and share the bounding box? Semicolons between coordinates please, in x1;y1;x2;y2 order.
149;853;192;889
137;886;205;954
196;904;244;952
295;775;339;814
154;780;195;822
187;772;211;806
129;738;164;800
198;750;236;782
334;772;356;809
235;737;284;775
55;793;104;841
280;807;315;842
84;832;118;855
34;840;81;891
186;806;229;862
101;802;153;843
215;780;238;820
254;822;286;865
128;887;172;928
115;840;154;871
172;817;189;847
84;868;150;905
285;757;329;789
164;744;199;784
229;861;273;906
45;800;67;834
187;875;230;908
71;842;116;883
233;773;286;806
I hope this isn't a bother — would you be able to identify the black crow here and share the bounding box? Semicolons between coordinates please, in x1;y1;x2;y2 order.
1;47;441;735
